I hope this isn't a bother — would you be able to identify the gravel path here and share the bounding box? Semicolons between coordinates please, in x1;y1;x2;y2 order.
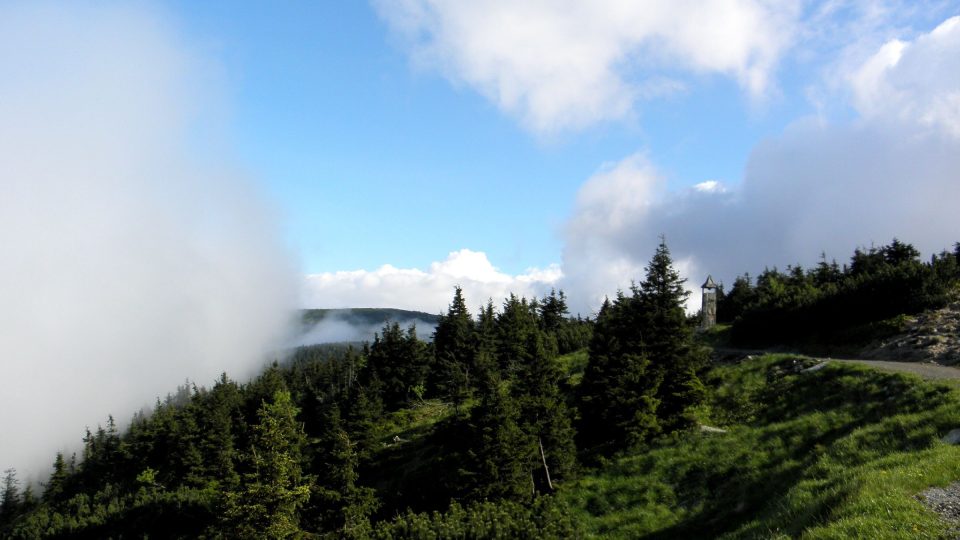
918;483;960;537
716;348;960;381
820;357;960;534
826;358;960;381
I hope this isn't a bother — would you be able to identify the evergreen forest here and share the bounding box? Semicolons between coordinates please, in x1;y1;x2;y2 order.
3;238;960;538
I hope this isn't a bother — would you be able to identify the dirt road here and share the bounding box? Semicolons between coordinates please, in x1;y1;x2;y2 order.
827;358;960;381
714;347;960;381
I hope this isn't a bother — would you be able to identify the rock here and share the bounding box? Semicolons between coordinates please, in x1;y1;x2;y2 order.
942;429;960;445
699;425;727;434
801;362;828;373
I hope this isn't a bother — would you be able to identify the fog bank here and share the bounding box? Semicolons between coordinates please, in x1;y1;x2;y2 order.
0;3;297;480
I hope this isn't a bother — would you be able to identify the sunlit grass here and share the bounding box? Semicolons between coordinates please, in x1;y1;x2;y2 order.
557;349;589;387
561;355;960;538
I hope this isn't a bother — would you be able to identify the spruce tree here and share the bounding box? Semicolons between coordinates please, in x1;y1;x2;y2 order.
639;238;705;431
577;296;661;451
366;322;429;408
42;453;69;504
433;287;476;411
464;381;532;501
495;295;539;376
198;373;243;489
719;273;756;322
305;403;377;535
0;468;21;528
473;299;501;387
221;390;312;538
512;329;576;492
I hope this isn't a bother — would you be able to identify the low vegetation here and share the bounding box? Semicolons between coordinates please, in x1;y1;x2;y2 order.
563;355;960;539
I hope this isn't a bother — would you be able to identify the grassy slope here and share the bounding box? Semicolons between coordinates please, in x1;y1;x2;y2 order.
557;349;589;386
362;399;466;519
561;354;960;539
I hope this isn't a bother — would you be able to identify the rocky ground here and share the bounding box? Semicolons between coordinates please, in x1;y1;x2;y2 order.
918;482;960;538
860;300;960;366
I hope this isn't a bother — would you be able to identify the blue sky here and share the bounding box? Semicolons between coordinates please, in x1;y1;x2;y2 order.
153;0;960;316
169;1;816;275
6;0;950;318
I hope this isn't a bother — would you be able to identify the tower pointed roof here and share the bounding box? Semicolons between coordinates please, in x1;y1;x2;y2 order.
701;275;717;289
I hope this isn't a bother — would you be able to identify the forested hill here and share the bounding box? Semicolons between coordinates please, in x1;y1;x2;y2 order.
293;308;443;346
3;239;960;538
301;308;441;328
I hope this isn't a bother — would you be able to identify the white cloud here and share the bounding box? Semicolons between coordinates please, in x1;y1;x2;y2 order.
561;154;727;313
558;15;960;314
562;117;960;315
375;0;800;133
0;4;297;479
303;249;562;314
848;16;960;136
694;180;726;193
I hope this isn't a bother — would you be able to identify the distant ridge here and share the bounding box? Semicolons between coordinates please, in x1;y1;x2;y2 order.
301;308;440;328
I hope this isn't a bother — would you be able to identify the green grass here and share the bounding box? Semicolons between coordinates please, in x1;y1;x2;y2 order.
368;398;454;445
696;323;733;348
561;354;960;539
362;399;468;519
558;349;590;386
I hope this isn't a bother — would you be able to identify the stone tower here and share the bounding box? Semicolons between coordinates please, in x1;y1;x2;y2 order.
701;275;718;330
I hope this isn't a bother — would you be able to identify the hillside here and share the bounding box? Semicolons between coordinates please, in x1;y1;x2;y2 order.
301;308;440;328
560;353;960;538
293;308;441;346
860;299;960;366
3;240;959;538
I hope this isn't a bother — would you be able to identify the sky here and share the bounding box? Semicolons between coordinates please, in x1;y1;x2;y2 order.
2;0;960;477
163;0;960;315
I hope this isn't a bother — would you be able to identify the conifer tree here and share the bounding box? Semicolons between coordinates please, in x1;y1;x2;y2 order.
198;373;243;489
345;382;383;461
639;238;705;430
433;287;476;411
473;299;501;388
42;453;69;503
305;403;377;535
18;485;36;515
0;468;21;528
512;329;576;492
221;390;311;538
464;380;532;501
719;273;756;322
577;296;661;450
538;289;568;335
495;294;539;376
366;322;429;408
171;403;205;487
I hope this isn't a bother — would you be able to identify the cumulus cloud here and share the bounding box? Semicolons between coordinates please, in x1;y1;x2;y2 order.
848;16;960;136
375;0;800;133
561;154;721;313
0;4;297;479
303;249;562;314
560;17;960;315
